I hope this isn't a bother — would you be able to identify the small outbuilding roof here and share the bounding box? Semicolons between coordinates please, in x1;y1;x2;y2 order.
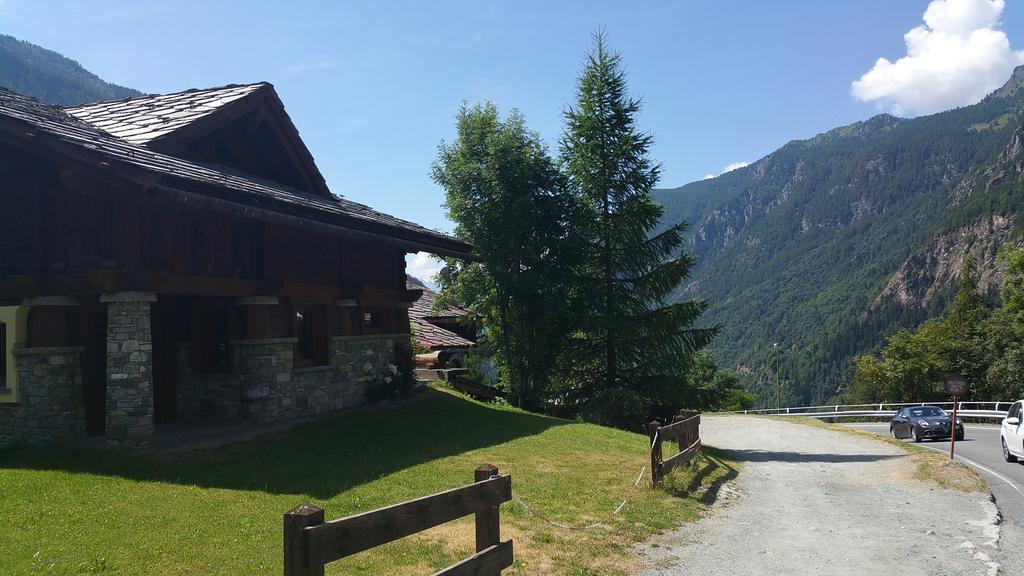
411;316;474;350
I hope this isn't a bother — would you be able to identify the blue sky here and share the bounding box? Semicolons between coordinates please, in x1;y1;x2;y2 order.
2;1;1022;281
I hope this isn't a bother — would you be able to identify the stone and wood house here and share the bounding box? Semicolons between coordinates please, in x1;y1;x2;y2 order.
0;83;471;449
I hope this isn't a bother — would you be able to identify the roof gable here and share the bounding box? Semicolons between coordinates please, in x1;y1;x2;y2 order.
65;83;331;197
0;88;473;259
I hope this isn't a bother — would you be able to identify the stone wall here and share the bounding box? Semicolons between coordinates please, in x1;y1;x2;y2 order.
176;334;403;425
104;297;154;449
176;344;242;422
0;346;85;448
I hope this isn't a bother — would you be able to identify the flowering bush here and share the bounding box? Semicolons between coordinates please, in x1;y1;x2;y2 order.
364;343;417;403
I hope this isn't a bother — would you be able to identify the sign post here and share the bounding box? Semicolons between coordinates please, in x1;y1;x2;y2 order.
945;374;968;460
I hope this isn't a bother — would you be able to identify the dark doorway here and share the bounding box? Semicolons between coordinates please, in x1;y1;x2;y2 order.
79;297;107;437
152;297;184;426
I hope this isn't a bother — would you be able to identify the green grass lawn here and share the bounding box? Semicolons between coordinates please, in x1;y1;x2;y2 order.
0;388;736;576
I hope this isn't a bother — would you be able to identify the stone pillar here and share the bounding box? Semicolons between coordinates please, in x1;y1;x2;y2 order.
0;345;86;448
101;291;156;449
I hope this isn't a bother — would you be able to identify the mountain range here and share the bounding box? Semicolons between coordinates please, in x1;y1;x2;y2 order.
655;65;1024;407
0;34;139;106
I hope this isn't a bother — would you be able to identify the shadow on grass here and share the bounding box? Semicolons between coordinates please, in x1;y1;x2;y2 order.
664;447;738;506
0;389;566;499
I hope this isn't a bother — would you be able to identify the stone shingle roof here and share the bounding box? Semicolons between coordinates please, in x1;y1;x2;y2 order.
409;284;470;319
65;83;264;145
0;88;472;257
411;316;474;350
407;284;474;350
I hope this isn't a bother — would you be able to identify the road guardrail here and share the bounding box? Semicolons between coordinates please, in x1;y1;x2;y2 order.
737;401;1012;421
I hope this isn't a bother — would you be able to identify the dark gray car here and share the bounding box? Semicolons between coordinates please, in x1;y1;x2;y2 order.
890;406;964;442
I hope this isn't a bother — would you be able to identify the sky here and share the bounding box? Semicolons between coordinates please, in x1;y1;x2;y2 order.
1;0;1022;282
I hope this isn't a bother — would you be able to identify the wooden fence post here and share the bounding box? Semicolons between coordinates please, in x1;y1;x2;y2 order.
284;504;325;576
648;420;662;487
474;464;501;575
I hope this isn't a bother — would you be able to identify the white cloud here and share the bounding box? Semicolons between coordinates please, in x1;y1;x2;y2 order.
851;0;1024;116
405;252;444;289
703;161;748;181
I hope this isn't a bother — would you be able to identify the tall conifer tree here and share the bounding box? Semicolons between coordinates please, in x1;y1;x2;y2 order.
560;32;715;415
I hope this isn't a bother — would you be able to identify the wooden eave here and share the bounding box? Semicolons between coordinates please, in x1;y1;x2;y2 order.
0;108;474;260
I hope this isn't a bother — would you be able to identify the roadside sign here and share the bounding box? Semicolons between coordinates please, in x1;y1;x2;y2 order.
945;374;968;397
945;374;968;460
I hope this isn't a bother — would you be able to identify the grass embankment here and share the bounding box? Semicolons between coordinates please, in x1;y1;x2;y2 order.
773;416;986;492
0;388;736;576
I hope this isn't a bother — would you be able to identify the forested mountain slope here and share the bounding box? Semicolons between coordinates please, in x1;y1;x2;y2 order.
655;65;1024;407
0;34;139;106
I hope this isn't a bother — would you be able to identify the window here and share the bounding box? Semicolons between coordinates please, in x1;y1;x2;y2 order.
0;321;6;389
362;308;390;334
363;312;378;329
294;304;328;367
1010;402;1022;420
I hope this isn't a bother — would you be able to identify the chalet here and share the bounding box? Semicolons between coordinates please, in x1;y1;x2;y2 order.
0;83;471;449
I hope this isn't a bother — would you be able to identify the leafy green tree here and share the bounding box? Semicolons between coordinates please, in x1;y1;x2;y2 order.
847;354;887;404
559;32;716;418
432;102;576;408
998;242;1024;315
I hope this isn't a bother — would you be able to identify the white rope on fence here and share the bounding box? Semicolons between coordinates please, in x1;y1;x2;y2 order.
509;463;648;531
504;428;660;531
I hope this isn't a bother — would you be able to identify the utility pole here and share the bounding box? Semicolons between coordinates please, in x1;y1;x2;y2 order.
774;342;780;411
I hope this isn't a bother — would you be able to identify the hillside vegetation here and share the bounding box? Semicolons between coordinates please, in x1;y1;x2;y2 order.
0;34;139;105
654;65;1024;407
0;389;736;576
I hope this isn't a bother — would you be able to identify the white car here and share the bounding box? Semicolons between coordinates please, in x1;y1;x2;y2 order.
1002;400;1024;463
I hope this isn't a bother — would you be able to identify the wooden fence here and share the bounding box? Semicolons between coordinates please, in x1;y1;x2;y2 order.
647;410;701;486
283;464;513;576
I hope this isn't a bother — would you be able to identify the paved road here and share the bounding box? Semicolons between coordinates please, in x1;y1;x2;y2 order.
636;416;1006;576
845;423;1024;524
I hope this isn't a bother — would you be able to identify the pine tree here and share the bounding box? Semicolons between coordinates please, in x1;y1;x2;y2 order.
560;32;716;418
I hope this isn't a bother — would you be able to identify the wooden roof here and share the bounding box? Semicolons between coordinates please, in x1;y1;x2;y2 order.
0;88;473;258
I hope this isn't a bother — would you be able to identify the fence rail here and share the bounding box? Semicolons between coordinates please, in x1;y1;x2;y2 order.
736;401;1013;421
284;464;513;576
648;410;701;486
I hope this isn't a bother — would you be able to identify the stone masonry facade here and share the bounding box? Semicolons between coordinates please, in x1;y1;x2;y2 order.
0;291;406;449
103;296;155;449
0;346;86;448
178;334;402;425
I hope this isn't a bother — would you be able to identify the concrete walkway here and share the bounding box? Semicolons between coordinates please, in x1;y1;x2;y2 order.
636;416;1005;576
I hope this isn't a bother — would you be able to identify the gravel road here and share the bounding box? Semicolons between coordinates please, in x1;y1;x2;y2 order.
635;416;1007;576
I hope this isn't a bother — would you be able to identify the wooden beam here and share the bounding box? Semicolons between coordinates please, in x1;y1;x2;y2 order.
304;474;511;566
431;541;513;576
